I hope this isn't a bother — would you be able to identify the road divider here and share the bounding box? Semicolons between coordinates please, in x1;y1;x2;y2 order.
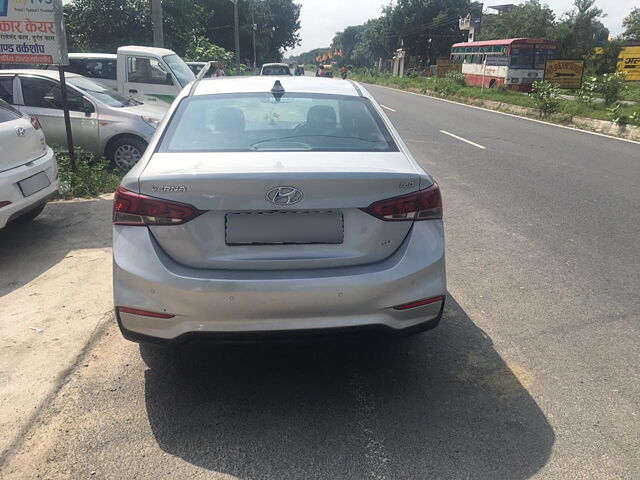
440;130;486;149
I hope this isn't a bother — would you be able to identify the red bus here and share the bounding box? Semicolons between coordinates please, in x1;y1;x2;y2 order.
450;38;557;91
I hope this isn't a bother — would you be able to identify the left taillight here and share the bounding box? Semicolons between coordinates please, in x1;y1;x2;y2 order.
361;183;443;221
30;116;42;130
112;186;203;226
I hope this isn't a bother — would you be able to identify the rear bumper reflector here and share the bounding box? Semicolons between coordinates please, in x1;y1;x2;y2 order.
393;295;444;311
116;306;174;319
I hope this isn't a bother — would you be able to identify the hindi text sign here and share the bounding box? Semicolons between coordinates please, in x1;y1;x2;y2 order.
0;0;68;65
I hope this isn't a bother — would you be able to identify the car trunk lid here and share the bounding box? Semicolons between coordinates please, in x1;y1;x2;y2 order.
138;151;425;270
0;115;47;173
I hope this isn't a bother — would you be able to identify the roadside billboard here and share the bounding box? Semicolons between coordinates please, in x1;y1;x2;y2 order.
544;60;585;89
616;46;640;82
0;0;68;65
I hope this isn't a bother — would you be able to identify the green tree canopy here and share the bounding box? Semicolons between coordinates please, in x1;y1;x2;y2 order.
63;0;301;65
553;0;609;59
479;0;556;41
622;7;640;40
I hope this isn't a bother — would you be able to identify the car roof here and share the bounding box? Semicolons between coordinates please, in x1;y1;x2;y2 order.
117;45;176;56
68;53;117;59
0;69;82;79
262;63;289;67
192;76;362;97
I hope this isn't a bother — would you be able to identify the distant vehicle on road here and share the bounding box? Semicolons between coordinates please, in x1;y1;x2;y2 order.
196;61;226;79
451;38;557;91
0;70;165;171
112;76;446;343
0;99;59;228
41;47;195;108
186;62;207;76
259;63;292;76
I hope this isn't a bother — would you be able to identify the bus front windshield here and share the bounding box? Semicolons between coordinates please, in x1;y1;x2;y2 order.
163;54;196;87
510;45;556;69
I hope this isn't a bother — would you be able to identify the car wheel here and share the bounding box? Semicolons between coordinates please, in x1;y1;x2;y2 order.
13;203;46;224
109;136;147;171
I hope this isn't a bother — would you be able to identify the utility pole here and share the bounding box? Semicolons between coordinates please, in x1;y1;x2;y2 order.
151;0;164;48
230;0;241;75
252;5;257;70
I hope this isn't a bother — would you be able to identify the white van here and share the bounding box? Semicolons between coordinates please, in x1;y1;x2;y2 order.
44;46;195;108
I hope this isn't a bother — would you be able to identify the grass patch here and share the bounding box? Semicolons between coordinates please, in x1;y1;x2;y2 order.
55;149;122;199
351;70;640;125
621;82;640;102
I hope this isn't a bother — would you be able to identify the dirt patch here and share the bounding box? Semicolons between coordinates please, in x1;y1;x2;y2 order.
0;195;114;461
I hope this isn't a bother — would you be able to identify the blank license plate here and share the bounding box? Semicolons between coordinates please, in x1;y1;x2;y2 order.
18;172;50;197
226;211;344;245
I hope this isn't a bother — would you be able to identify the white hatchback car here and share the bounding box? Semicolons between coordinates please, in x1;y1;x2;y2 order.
0;99;58;229
113;77;446;343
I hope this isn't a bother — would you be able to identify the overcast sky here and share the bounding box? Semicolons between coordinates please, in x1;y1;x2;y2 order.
287;0;640;55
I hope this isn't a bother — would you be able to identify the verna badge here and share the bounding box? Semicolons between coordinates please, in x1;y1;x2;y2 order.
267;186;303;205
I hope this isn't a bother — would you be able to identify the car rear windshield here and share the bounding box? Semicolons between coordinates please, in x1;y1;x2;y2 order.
0;99;22;123
158;93;399;152
262;66;291;75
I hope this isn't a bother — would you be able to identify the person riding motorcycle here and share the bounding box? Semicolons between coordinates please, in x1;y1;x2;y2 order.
341;65;348;79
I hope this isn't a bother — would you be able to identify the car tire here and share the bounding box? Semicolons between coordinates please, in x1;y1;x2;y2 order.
13;203;46;224
108;136;148;172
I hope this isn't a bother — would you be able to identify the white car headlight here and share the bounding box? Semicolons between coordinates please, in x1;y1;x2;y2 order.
142;116;161;128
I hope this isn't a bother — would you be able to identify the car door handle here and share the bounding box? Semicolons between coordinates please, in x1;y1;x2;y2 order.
129;89;138;94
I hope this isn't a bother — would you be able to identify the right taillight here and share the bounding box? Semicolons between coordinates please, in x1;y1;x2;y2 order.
361;183;442;221
113;186;203;226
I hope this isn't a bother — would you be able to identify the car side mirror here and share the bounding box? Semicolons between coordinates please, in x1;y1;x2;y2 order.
81;98;95;115
165;72;174;85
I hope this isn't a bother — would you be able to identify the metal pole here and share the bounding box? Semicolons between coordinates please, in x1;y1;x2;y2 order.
58;66;76;171
252;7;257;70
233;0;241;75
152;0;164;48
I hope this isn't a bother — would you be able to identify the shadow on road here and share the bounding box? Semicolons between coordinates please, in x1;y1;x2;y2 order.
0;196;113;298
141;298;554;479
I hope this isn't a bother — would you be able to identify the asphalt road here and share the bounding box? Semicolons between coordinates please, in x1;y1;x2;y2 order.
1;84;639;479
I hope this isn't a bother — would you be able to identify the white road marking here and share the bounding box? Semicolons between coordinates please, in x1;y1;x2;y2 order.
440;130;486;149
380;104;396;112
368;83;640;146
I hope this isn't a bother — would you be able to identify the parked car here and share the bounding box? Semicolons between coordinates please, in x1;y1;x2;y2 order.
0;99;59;228
259;63;292;76
41;47;195;109
112;76;446;343
186;61;207;76
0;70;166;170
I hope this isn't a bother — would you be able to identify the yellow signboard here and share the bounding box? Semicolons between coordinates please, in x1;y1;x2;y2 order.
544;60;585;89
437;62;462;78
617;46;640;82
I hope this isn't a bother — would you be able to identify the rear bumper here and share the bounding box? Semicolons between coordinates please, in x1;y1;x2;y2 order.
0;148;59;229
113;221;446;342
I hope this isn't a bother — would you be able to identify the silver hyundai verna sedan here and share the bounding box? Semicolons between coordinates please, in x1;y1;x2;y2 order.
112;76;446;343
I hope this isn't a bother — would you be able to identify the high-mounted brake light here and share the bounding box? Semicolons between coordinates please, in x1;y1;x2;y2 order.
30;116;42;130
112;186;203;226
361;183;442;221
